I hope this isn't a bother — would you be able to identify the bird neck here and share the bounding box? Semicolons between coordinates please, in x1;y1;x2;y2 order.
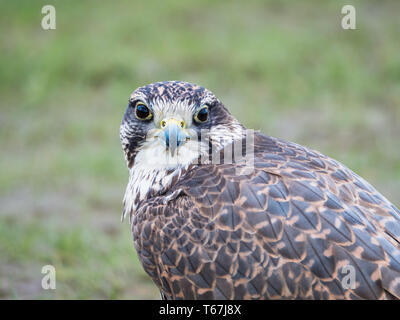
122;163;190;221
122;120;246;221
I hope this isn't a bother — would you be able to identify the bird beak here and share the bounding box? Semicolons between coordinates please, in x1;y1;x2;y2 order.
159;118;189;156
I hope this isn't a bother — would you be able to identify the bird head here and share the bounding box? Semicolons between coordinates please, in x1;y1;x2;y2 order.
120;81;243;170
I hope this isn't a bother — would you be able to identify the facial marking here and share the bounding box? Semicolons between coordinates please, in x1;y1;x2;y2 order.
120;81;243;220
121;81;219;168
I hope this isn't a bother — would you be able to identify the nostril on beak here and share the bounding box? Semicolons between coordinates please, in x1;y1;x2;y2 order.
160;118;188;155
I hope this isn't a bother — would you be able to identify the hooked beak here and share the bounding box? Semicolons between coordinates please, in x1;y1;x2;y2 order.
159;118;189;156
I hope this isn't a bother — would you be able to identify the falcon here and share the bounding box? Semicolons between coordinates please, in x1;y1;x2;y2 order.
120;81;400;300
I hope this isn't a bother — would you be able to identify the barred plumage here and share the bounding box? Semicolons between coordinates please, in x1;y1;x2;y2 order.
121;81;400;300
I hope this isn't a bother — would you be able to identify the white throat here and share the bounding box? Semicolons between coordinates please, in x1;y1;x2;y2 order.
122;122;244;221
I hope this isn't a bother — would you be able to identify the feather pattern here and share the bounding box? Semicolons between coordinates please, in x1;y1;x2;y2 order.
131;133;400;299
121;81;400;300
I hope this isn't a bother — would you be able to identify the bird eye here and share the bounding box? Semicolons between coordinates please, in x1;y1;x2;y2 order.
194;106;209;123
135;103;152;120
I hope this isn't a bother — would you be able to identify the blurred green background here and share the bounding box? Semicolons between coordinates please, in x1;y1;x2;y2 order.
0;0;399;299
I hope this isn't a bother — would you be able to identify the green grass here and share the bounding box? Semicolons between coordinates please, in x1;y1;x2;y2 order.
0;214;158;299
0;0;399;299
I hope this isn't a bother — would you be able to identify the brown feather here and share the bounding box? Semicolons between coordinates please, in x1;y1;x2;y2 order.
131;133;400;299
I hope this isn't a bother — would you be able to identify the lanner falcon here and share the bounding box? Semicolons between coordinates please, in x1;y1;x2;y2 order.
120;81;400;300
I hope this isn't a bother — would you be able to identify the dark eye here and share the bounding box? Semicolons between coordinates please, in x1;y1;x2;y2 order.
194;106;209;123
135;103;152;120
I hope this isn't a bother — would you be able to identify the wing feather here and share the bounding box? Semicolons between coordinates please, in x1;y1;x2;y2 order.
132;133;400;299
